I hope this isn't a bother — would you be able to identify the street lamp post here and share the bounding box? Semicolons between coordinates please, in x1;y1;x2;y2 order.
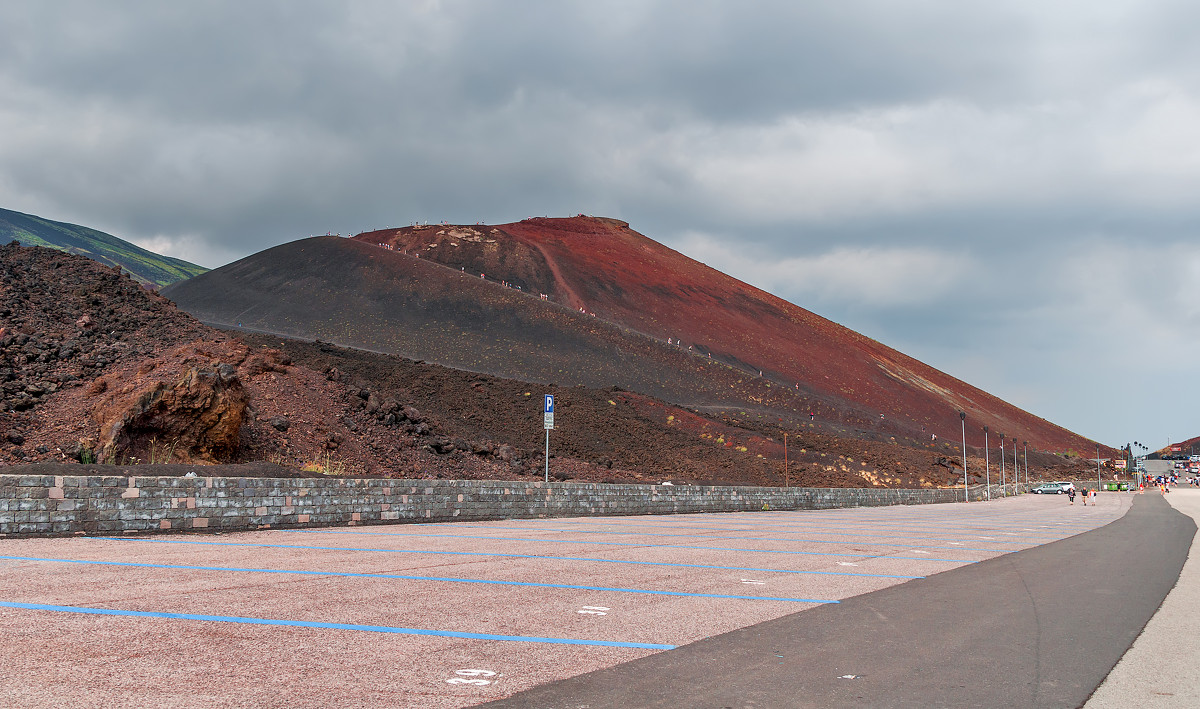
1124;443;1133;486
984;426;991;500
1014;438;1019;492
1133;442;1144;487
960;412;968;502
1097;442;1102;491
1023;441;1029;486
1137;442;1147;486
999;433;1006;496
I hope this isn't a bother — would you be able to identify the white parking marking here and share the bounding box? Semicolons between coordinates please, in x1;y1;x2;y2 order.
447;669;498;686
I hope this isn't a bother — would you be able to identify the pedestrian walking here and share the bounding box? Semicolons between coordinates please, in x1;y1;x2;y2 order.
1068;487;1076;505
1089;489;1097;505
1079;488;1087;506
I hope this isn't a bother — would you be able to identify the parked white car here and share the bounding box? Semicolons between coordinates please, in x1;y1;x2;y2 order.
1032;482;1073;494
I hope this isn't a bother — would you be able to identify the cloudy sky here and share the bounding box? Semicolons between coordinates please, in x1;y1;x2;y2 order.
2;1;1198;449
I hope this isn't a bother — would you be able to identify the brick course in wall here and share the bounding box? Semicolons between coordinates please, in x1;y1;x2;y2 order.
0;474;1014;537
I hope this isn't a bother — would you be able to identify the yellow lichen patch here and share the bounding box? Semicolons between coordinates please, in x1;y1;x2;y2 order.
860;469;903;486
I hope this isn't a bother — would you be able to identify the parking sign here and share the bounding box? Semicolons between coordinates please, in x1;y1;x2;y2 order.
544;395;554;429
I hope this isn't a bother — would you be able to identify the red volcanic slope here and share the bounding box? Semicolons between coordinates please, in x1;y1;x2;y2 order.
1163;437;1200;456
354;217;1103;454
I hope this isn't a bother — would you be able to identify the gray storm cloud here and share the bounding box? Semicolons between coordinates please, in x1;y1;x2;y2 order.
1;0;1199;446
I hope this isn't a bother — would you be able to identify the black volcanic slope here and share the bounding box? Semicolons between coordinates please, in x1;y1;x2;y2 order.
164;222;1105;456
162;237;853;423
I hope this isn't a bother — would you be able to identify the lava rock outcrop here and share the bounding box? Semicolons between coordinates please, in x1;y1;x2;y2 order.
92;361;248;464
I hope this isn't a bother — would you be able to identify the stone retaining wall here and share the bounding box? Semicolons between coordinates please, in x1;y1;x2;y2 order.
1;474;995;537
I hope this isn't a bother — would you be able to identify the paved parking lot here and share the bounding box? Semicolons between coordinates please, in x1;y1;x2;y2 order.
0;493;1130;708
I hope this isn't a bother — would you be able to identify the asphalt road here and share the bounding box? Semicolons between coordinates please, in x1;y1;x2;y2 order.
480;493;1194;709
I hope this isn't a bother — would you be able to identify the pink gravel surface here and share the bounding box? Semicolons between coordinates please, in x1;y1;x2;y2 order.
0;494;1130;708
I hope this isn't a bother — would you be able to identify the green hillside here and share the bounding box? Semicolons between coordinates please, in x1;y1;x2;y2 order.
0;207;208;287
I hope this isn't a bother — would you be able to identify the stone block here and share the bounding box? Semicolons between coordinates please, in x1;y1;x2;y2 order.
16;476;55;487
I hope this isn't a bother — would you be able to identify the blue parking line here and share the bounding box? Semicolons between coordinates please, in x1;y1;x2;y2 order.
88;537;936;576
766;519;1094;534
772;513;1108;530
543;518;1069;539
0;556;841;603
292;527;1012;554
290;530;984;563
0;601;675;650
763;508;1100;524
451;522;1056;545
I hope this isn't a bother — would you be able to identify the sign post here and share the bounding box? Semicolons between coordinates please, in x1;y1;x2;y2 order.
544;395;554;483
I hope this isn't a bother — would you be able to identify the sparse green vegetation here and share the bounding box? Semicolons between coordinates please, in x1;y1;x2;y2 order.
0;206;208;287
302;452;349;476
